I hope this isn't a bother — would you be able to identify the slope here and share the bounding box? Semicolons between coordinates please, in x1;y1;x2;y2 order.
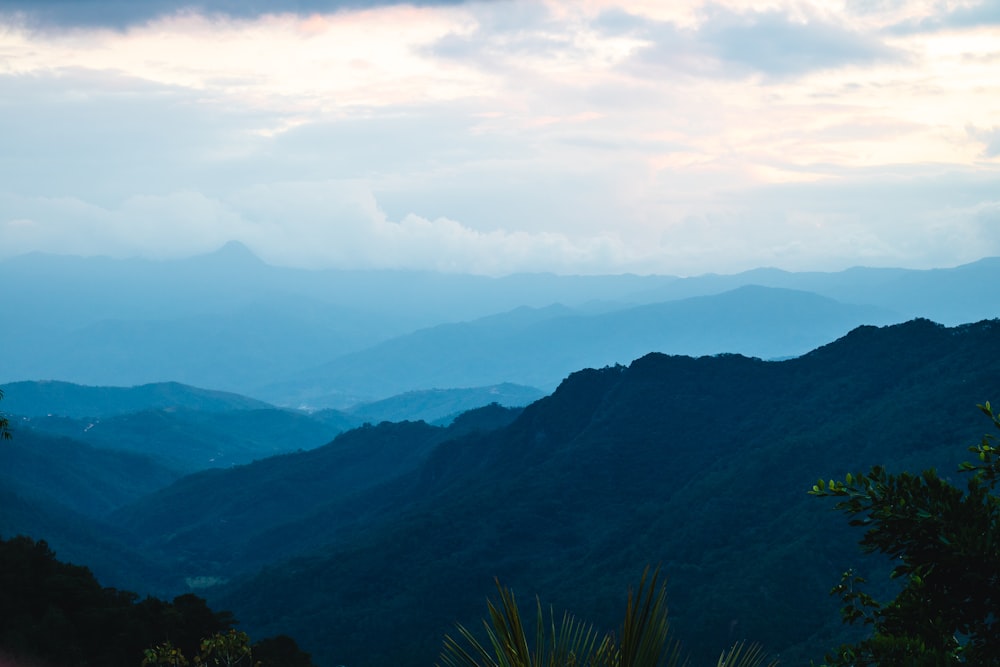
346;383;545;424
110;405;524;582
17;407;351;472
277;285;900;400
205;319;1000;667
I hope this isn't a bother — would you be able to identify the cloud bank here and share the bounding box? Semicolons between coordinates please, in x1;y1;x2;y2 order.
0;0;998;275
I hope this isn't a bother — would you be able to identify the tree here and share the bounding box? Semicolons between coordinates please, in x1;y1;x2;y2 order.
196;629;256;667
810;402;1000;665
144;630;259;667
437;566;778;667
143;641;190;667
251;635;316;667
0;388;11;441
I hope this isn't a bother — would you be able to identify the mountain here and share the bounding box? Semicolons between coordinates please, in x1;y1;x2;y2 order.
6;244;998;403
109;405;524;578
0;431;183;593
632;258;1000;325
1;380;541;474
14;408;350;473
275;285;900;401
0;429;179;518
0;380;272;418
0;244;678;395
345;383;546;425
65;318;998;667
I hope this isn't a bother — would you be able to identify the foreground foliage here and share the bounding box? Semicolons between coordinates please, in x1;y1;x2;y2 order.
143;629;259;667
438;567;777;667
0;535;314;667
810;402;1000;665
0;388;11;441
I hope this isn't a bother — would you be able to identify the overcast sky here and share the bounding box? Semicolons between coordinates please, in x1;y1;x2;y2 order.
0;0;997;275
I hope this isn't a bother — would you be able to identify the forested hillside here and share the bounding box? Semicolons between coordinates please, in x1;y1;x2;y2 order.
119;319;1000;666
4;319;999;666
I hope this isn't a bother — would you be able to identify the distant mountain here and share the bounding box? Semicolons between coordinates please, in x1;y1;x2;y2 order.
8;244;998;403
632;258;1000;325
15;407;350;473
0;244;678;394
1;380;272;418
318;383;545;423
1;379;542;472
276;285;901;401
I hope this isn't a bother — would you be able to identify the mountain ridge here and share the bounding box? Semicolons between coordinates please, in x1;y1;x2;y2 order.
54;317;996;667
4;246;998;403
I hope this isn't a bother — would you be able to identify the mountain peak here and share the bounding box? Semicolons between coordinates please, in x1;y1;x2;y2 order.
179;240;267;271
210;240;262;262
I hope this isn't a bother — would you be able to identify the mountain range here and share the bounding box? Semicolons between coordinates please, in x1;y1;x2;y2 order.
4;244;1000;407
5;317;1000;666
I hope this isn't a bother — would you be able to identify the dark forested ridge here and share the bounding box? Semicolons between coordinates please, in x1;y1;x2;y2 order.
107;404;525;579
110;318;1000;666
4;319;1000;666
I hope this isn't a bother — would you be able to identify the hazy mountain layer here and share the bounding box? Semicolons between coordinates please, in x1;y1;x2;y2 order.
276;285;900;401
5;245;999;405
344;383;545;424
0;380;272;418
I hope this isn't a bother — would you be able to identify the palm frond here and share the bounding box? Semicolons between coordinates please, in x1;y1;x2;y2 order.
438;568;767;667
716;641;778;667
614;566;686;667
438;578;607;667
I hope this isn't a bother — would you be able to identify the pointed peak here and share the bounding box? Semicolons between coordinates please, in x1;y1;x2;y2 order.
213;240;260;260
188;241;266;268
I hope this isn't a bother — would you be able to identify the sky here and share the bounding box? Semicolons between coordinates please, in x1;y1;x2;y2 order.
0;0;998;276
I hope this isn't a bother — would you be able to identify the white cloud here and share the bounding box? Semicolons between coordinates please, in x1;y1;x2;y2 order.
0;0;998;275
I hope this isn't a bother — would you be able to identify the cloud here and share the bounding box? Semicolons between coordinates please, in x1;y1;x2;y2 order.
0;182;639;275
883;0;1000;34
697;6;902;76
6;161;998;277
0;0;478;29
0;1;997;276
0;69;271;203
622;5;902;79
967;126;1000;158
697;166;1000;270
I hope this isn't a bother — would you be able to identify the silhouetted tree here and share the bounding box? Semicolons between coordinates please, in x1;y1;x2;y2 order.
252;635;316;667
811;402;1000;665
0;388;11;441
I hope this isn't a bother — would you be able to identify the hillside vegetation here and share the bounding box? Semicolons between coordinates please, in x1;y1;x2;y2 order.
3;319;1000;666
115;319;1000;666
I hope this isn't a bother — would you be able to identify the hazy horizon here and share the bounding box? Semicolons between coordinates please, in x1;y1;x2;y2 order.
3;238;999;279
1;0;998;276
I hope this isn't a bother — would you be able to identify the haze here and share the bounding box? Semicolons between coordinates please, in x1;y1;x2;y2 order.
0;0;997;276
